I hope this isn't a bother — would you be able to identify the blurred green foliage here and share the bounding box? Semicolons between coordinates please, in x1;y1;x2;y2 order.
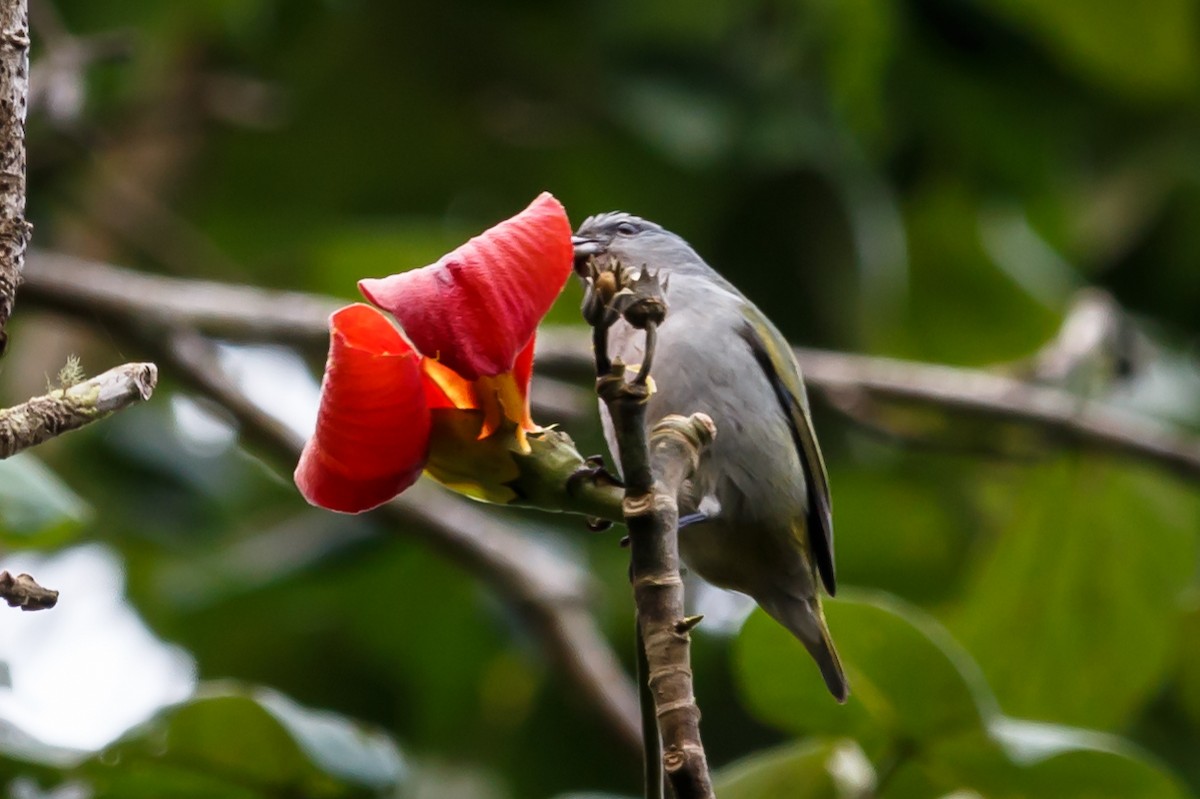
1;0;1199;797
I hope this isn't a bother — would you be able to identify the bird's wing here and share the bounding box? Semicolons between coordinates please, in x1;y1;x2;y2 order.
738;308;836;595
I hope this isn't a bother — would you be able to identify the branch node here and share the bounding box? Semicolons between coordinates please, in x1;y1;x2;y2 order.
622;493;655;517
633;573;685;591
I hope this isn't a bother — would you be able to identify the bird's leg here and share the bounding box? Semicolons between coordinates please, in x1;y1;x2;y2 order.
679;496;721;529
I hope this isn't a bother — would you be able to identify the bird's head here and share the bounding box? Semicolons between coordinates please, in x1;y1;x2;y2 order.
571;212;692;277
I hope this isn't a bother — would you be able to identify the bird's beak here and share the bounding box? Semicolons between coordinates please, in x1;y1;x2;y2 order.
572;235;601;258
571;236;602;275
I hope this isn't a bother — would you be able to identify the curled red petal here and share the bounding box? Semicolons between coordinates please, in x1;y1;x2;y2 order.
295;304;431;513
359;192;573;381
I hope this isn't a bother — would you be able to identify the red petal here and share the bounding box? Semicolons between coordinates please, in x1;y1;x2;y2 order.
295;304;431;513
359;192;573;381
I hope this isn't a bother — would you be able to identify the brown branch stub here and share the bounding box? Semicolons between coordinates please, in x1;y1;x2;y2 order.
0;361;157;457
0;0;31;352
0;570;57;610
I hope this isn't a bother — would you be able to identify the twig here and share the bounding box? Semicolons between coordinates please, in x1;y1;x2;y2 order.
147;327;643;755
0;0;32;352
585;258;715;798
20;252;1200;482
0;570;57;610
0;361;157;457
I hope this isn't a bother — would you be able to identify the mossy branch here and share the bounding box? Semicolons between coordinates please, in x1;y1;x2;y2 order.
0;361;157;457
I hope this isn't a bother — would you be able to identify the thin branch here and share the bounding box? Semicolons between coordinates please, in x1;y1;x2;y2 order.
584;257;715;797
0;570;56;610
597;381;716;796
0;361;157;457
542;329;1200;480
24;249;337;347
20;251;1200;481
794;347;1200;480
143;326;643;756
0;0;31;352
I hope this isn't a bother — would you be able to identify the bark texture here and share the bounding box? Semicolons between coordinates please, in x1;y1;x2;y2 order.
600;357;717;798
0;362;157;457
0;0;30;352
0;570;57;610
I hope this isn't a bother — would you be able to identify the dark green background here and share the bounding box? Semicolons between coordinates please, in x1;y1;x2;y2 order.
2;0;1199;796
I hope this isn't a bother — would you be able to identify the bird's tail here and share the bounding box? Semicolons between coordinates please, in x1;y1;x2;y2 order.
761;593;849;703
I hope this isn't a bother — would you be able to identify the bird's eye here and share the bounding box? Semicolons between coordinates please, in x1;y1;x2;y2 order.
615;221;639;236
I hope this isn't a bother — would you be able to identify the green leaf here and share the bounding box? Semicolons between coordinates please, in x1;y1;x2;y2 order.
715;738;867;799
0;454;90;548
953;457;1197;729
89;683;406;798
924;723;1192;799
733;591;992;744
254;689;405;791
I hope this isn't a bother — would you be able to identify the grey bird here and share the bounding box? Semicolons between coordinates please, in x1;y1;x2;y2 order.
573;212;848;701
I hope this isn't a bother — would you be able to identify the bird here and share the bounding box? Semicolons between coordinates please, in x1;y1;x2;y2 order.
572;212;847;701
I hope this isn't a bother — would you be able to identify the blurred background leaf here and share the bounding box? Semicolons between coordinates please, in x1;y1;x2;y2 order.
0;455;89;548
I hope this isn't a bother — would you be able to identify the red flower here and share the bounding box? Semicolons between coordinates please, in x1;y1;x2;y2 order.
295;192;574;513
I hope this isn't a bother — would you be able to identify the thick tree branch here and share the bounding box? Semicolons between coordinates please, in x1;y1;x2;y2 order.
0;0;31;351
0;361;156;457
20;251;1200;481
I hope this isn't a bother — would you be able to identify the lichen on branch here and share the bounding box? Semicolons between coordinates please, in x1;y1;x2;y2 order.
0;361;158;458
